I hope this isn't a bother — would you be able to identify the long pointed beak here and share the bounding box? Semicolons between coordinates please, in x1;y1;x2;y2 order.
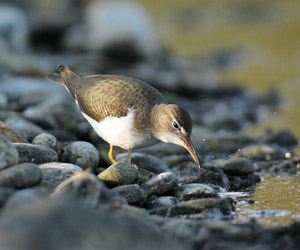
183;138;203;170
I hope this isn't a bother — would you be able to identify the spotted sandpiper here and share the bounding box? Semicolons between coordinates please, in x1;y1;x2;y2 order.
47;65;202;169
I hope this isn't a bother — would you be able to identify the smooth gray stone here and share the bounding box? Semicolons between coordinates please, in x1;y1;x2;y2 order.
39;162;83;189
211;158;255;176
0;135;19;170
61;141;99;170
4;116;45;141
98;162;138;187
0;198;188;250
0;163;41;188
172;183;217;201
141;172;177;196
14;143;58;164
32;133;58;151
5;187;49;210
117;152;170;173
113;184;147;204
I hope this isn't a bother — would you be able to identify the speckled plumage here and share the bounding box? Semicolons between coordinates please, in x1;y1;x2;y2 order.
47;65;202;169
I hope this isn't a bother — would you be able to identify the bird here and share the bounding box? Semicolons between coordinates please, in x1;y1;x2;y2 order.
47;65;202;170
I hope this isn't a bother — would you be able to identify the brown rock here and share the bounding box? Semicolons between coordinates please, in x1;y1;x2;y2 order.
0;122;29;143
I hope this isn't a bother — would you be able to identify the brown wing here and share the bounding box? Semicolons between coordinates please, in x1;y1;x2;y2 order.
75;75;167;122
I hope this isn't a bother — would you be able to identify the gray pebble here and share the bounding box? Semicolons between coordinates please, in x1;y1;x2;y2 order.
4;115;45;141
5;187;49;210
39;162;83;189
14;143;58;164
172;183;217;201
141;172;177;196
98;162;139;187
113;184;147;204
117;152;170;173
0;135;19;170
169;198;235;217
147;196;179;210
0;187;15;208
212;158;255;176
0;163;41;188
61;141;99;170
32;133;58;151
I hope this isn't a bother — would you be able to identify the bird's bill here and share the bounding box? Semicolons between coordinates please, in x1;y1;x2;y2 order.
183;139;203;170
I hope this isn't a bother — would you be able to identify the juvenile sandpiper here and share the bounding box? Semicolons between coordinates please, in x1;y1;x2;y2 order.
47;65;202;169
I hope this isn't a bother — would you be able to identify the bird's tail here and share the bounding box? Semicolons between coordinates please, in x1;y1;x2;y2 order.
46;65;84;97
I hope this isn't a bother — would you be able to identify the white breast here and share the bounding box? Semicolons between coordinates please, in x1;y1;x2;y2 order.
82;111;158;149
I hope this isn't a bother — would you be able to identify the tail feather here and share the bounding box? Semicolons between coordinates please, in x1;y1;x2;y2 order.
46;73;65;86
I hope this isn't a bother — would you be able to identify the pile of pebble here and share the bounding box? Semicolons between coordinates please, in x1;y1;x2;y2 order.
0;1;299;249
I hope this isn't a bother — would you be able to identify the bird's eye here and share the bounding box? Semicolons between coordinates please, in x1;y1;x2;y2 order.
172;121;180;129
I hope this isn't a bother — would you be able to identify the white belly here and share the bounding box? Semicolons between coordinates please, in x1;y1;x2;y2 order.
82;112;158;149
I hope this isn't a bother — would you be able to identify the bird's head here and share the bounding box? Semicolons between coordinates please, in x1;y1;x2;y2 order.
152;104;202;169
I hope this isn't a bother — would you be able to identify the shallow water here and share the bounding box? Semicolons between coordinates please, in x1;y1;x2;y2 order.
232;176;300;227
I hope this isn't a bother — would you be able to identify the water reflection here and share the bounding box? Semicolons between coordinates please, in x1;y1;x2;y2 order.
234;176;300;227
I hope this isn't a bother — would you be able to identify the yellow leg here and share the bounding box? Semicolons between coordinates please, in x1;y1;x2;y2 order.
108;145;117;164
128;149;132;164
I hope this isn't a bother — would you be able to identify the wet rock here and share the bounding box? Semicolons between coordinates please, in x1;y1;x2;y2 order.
0;122;29;143
173;163;229;191
98;162;139;187
172;183;218;201
256;160;297;175
146;196;179;210
32;133;58;151
0;163;41;188
5;187;49;210
235;144;289;161
117;152;171;173
23;98;83;130
113;184;147;205
211;158;255;176
4;115;45;141
141;172;177;196
60;141;99;170
264;129;298;148
14;143;58;164
0;135;19;170
83;1;162;60
169;198;235;217
0;187;15;208
39;162;83;189
0;198;187;250
53;172;104;208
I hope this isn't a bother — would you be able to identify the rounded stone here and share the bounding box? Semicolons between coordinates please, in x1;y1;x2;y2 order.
141;172;177;196
172;183;217;201
212;158;255;176
14;143;58;164
0;163;42;188
117;152;170;174
32;133;58;151
0;122;29;143
4;116;45;141
61;141;99;170
0;135;19;170
98;162;139;187
39;162;83;189
113;184;147;204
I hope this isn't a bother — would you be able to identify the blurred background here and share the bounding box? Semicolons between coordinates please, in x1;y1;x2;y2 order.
0;0;299;144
